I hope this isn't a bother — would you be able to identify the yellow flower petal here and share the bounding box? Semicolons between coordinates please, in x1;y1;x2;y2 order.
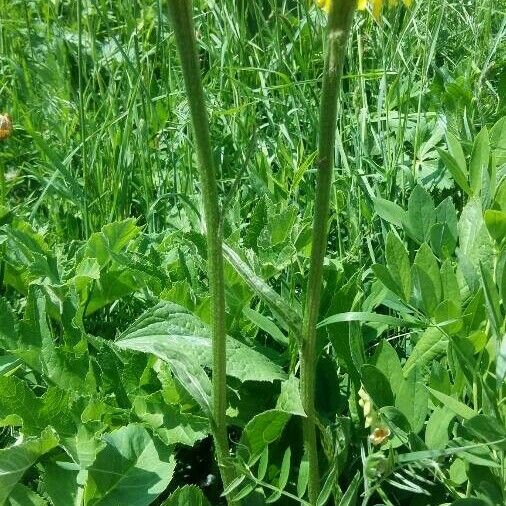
316;0;332;12
358;0;368;9
369;426;391;446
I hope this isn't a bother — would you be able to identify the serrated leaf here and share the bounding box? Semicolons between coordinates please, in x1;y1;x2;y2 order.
161;486;211;506
116;302;286;384
0;428;59;504
85;424;175;506
275;375;306;416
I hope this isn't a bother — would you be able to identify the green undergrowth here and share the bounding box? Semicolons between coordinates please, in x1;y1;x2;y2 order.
0;0;505;505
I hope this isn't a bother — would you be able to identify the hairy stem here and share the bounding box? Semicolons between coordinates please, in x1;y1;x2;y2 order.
167;1;237;502
301;1;356;503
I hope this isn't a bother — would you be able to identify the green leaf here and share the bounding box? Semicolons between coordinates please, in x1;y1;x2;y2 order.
438;149;471;195
371;340;403;397
318;311;420;329
403;327;448;376
275;375;306;416
85;424;175;506
360;365;394;408
484;209;506;243
0;428;59;504
296;453;309;498
266;446;291;503
434;300;462;335
412;243;441;316
161;486;211;506
490;115;506;165
223;244;302;341
480;263;502;339
7;484;47;506
238;410;291;464
316;466;337;506
243;307;288;346
469;127;490;195
427;388;476;419
386;232;411;302
425;406;455;449
395;366;428;433
373;197;407;227
42;463;79;506
463;415;506;450
116;302;286;384
0;297;17;350
338;471;361;506
446;131;467;175
405;185;436;243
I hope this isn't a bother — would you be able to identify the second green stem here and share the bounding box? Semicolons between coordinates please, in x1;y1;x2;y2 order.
301;1;356;503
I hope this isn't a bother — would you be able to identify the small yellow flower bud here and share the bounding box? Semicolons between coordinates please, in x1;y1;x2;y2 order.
0;114;12;141
358;0;413;19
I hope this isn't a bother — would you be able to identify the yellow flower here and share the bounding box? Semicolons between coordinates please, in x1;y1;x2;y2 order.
0;113;12;141
369;426;391;446
358;0;413;18
316;0;332;12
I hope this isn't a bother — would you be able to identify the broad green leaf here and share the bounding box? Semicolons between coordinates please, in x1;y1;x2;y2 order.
373;197;407;227
0;427;59;504
360;365;394;408
371;340;403;396
395;366;428;434
484;209;506;243
440;260;460;309
446;131;467;176
430;223;457;259
275;375;306;416
469;127;489;195
425;406;455;449
238;410;291;464
438;149;471;195
161;486;211;506
403;327;448;376
458;199;493;284
386;232;411;302
405;185;436;243
243;307;288;345
412;243;442;315
372;263;401;296
223;244;302;341
0;297;16;350
0;375;39;432
116;302;286;383
42;463;79;506
463;415;506;450
434;300;462;335
316;466;337;506
85;424;175;506
427;388;476;419
490;115;506;165
133;394;209;446
435;197;458;240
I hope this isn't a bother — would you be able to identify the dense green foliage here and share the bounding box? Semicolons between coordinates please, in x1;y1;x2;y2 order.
0;0;505;504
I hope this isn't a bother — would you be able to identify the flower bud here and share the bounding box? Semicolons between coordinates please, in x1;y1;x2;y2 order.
0;114;13;141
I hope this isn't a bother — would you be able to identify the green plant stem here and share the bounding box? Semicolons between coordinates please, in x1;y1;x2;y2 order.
301;1;356;503
166;1;237;503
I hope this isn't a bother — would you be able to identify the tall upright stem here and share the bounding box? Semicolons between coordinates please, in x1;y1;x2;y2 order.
167;1;236;502
301;1;356;503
